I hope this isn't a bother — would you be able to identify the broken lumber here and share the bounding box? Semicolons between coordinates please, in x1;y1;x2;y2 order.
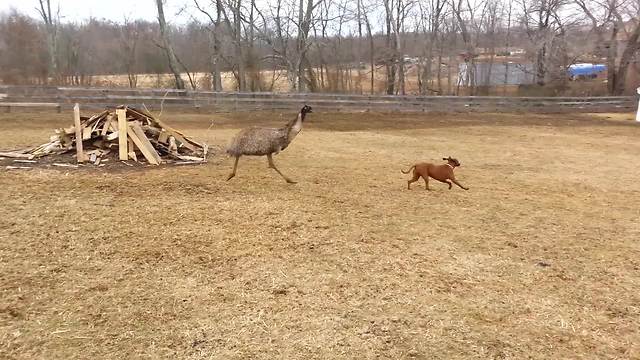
127;122;161;165
74;104;85;163
117;108;128;161
0;152;35;159
3;105;208;167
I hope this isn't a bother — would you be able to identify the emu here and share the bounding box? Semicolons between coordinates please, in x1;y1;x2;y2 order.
226;105;313;183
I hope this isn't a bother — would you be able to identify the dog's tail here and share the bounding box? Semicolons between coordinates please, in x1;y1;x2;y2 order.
401;165;416;174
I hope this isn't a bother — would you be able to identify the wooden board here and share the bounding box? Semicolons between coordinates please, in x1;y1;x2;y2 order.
73;103;85;163
116;108;128;161
128;151;138;162
123;107;203;151
0;152;35;159
128;138;137;161
101;115;112;136
106;131;119;141
82;127;92;140
158;130;169;144
127;122;161;165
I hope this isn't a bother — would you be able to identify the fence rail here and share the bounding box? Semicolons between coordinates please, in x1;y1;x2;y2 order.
0;85;636;113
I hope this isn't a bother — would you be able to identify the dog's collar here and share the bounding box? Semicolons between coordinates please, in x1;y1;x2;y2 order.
446;163;454;169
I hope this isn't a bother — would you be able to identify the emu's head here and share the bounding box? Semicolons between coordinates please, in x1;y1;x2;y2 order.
301;105;313;115
443;156;461;167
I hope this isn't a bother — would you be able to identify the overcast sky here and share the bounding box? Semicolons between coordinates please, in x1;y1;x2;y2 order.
0;1;200;23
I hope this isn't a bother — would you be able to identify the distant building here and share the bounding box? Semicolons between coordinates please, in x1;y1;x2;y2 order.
458;62;535;86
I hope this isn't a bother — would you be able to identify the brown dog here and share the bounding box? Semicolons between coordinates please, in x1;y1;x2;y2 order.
401;156;469;191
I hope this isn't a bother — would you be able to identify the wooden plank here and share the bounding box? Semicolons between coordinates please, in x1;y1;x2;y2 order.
125;108;202;151
106;131;119;141
73;103;85;163
128;138;137;161
155;124;198;152
127;122;161;165
158;130;169;144
52;163;79;168
167;136;177;154
0;152;35;159
116;108;128;161
82;127;92;140
100;115;112;136
128;151;138;162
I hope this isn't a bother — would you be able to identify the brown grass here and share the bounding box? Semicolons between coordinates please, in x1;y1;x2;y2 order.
1;110;639;359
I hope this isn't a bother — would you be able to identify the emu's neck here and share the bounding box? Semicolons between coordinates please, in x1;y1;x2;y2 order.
284;111;305;141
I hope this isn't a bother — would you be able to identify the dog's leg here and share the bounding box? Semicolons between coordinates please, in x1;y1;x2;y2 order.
446;180;452;189
451;177;469;190
423;176;431;190
227;156;240;180
407;172;420;190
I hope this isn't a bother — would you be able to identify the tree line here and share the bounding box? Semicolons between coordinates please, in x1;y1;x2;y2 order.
0;0;638;95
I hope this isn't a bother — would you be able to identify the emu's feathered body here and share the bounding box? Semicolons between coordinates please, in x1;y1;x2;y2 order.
225;105;311;183
226;115;301;156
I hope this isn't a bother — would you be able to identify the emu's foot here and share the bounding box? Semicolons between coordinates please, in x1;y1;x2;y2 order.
226;173;235;181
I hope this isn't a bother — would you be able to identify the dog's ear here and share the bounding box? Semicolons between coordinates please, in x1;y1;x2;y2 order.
442;157;447;160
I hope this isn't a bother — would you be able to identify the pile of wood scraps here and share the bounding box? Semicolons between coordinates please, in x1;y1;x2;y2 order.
2;104;208;170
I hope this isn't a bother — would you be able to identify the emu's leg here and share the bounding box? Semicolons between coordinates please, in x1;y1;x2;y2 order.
267;153;296;184
227;156;240;181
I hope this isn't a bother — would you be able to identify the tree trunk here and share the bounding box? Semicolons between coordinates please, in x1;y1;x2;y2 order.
155;0;185;89
384;0;396;95
209;30;222;91
613;23;640;95
535;44;546;86
233;0;246;91
361;6;375;94
37;0;59;84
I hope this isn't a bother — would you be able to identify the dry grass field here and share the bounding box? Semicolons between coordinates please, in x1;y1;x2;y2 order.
1;109;639;359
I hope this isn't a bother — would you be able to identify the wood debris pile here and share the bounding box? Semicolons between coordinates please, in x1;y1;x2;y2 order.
2;104;208;168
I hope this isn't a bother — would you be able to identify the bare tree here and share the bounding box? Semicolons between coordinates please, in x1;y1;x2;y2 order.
194;0;224;90
519;0;567;86
36;0;59;84
0;11;49;84
417;0;447;94
296;0;321;92
155;0;185;89
358;0;376;93
120;19;140;88
576;0;640;94
451;0;481;94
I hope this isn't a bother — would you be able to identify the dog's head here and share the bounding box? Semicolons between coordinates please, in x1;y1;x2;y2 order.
443;156;461;167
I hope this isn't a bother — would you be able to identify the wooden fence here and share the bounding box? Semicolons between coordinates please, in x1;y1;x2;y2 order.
0;85;636;113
